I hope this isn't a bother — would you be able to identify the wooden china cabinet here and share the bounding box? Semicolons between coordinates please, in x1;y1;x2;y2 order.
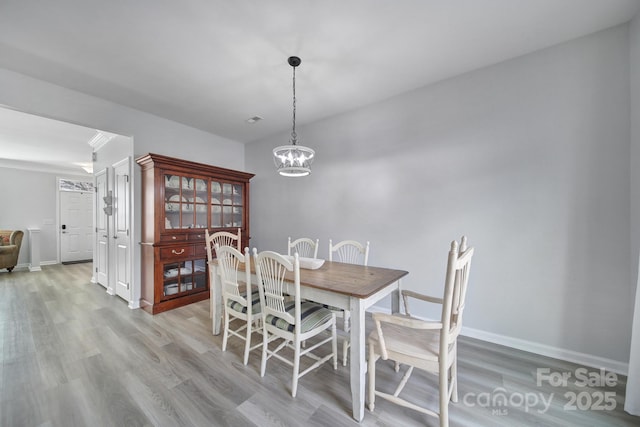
136;153;254;314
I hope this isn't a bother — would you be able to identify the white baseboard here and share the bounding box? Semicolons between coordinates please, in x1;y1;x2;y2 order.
462;326;628;375
8;263;28;272
8;260;71;272
367;306;628;376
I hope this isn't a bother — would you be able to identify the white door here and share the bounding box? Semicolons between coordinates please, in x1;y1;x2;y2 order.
60;191;93;263
95;169;109;287
113;158;131;300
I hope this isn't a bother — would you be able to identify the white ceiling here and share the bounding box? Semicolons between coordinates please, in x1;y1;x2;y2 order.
1;0;639;173
0;107;101;174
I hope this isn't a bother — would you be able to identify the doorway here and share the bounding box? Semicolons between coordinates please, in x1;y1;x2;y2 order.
59;180;94;263
0;106;135;307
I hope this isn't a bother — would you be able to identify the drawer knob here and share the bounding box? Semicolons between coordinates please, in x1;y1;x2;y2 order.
172;236;177;240
172;249;185;255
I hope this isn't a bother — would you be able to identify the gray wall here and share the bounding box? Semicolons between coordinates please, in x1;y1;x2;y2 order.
246;25;632;366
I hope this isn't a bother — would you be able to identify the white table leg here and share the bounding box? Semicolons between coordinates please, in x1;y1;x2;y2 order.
391;278;401;314
210;263;222;335
349;297;366;421
348;279;402;421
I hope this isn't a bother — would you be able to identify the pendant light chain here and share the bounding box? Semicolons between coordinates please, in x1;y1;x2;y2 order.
291;64;297;144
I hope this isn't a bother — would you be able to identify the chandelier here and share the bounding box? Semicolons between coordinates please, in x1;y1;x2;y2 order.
273;56;315;177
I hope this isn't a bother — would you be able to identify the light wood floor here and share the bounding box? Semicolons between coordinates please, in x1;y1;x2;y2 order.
2;263;639;426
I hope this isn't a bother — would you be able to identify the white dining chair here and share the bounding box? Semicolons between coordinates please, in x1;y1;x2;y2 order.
253;249;337;397
367;236;474;427
206;228;241;318
216;244;262;365
287;237;319;259
205;228;241;260
328;239;370;366
329;239;370;266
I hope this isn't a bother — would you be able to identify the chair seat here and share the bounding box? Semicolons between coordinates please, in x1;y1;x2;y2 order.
226;290;261;314
368;319;441;361
265;301;333;333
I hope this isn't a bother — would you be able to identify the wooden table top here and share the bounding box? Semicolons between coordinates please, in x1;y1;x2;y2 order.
214;258;408;299
293;261;408;298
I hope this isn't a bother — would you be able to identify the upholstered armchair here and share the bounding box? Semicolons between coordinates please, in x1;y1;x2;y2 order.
0;230;24;272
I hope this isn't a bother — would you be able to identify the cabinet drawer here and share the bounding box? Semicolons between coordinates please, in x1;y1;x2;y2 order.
189;232;206;241
194;243;207;257
160;245;194;260
160;233;188;242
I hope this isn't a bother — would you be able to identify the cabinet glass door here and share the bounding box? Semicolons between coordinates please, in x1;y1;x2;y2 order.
210;180;223;228
209;179;244;229
162;262;184;299
221;183;234;227
165;174;209;230
232;184;243;228
191;259;207;291
162;259;206;298
164;174;183;230
180;176;195;229
193;178;208;229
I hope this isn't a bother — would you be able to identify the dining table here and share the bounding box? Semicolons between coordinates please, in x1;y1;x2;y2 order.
209;256;409;422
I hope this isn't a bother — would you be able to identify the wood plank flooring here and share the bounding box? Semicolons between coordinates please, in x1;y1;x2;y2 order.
2;263;639;426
